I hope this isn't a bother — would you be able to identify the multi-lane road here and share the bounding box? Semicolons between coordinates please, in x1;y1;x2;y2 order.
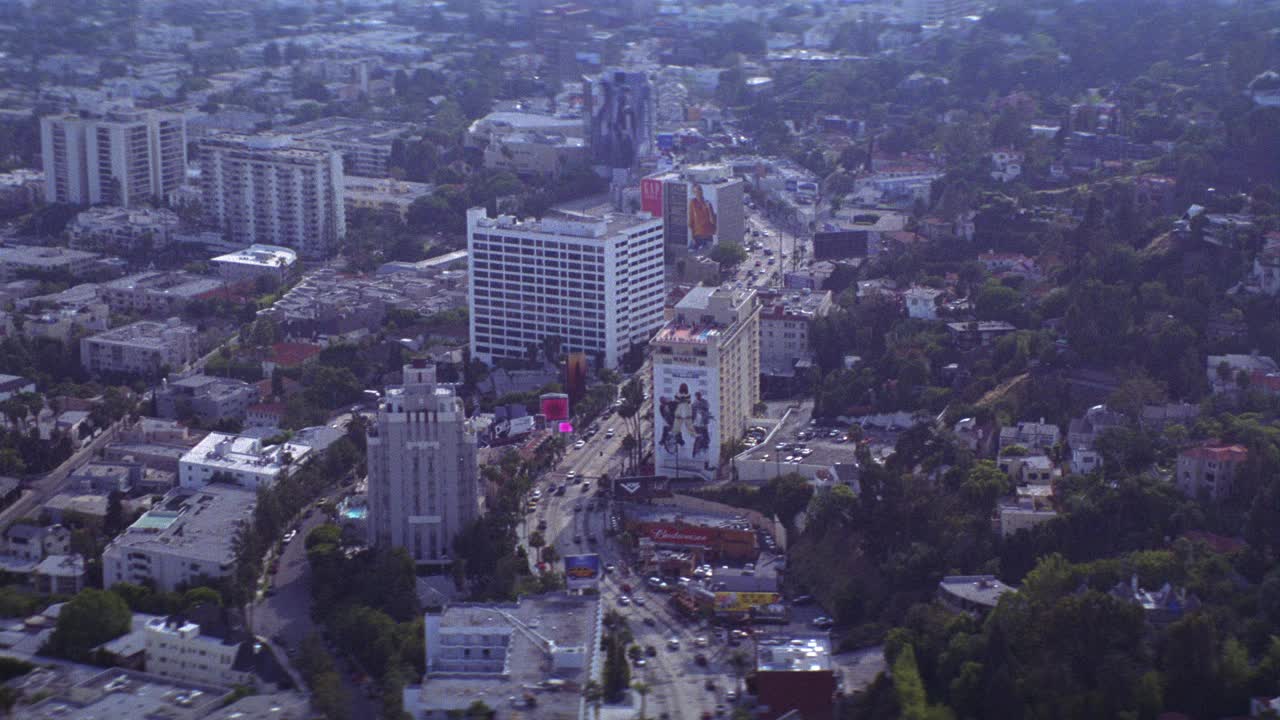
517;369;744;720
730;207;807;291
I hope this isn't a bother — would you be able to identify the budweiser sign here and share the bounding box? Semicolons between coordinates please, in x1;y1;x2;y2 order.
648;526;712;545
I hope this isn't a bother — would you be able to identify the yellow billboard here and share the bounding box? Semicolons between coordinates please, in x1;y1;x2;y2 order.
713;591;781;613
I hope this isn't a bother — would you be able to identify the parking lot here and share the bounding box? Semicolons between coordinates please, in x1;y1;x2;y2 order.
736;402;905;474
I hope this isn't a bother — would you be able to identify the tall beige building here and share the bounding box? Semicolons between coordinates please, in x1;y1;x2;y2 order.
198;134;346;258
367;360;479;567
651;286;760;481
41;110;187;207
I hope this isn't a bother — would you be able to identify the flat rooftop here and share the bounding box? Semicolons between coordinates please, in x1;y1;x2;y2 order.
623;504;753;531
86;319;193;348
211;244;297;269
470;207;659;241
756;635;832;672
0;246;98;266
289;116;420;145
108;484;257;564
938;575;1016;608
411;594;599;716
104;271;222;297
20;668;227;720
182;432;310;477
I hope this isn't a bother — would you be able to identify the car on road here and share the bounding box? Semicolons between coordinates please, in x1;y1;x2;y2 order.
605;564;616;574
573;535;582;544
573;503;582;513
566;471;577;481
695;636;708;648
726;690;738;702
618;596;631;606
812;616;835;629
643;616;656;626
645;645;657;657
695;653;708;667
588;536;598;545
537;519;548;530
282;530;297;544
574;440;586;449
606;428;615;438
792;594;814;605
633;657;647;667
667;637;680;650
633;595;645;606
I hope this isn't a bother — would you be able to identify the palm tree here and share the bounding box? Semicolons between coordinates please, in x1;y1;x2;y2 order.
632;681;651;720
617;377;645;472
582;680;604;720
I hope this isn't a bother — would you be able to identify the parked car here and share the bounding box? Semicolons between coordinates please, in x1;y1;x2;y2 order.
812;616;835;629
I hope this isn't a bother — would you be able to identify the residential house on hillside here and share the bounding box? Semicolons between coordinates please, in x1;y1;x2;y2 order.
1176;442;1248;500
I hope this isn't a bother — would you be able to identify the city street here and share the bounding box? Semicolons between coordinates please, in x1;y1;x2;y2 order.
730;207;807;291
0;421;121;528
251;495;378;719
517;370;744;720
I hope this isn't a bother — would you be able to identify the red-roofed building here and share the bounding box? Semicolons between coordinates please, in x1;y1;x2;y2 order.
246;402;286;428
263;342;323;377
1176;442;1248;500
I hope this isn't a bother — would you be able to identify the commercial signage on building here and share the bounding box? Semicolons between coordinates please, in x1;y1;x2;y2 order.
564;554;602;590
540;393;569;423
641;177;664;216
713;591;783;614
643;523;714;546
612;475;673;500
654;363;719;481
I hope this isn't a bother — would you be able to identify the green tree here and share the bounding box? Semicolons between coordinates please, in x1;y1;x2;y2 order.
708;242;748;268
45;589;131;661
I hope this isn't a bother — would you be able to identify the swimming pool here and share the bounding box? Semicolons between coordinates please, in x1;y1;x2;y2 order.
341;506;367;520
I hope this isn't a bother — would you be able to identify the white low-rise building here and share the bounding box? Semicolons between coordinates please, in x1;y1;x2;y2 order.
80;318;198;377
145;616;254;688
102;484;257;592
179;432;310;490
210;244;298;285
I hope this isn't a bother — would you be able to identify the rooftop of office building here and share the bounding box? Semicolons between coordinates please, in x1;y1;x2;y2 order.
468;206;659;241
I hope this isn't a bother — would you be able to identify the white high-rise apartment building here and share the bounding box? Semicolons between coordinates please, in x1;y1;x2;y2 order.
467;206;665;369
367;360;479;567
198;134;345;258
41;110;187;207
651;286;760;481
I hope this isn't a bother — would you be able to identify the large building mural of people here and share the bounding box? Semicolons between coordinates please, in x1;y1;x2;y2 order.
687;183;719;250
654;365;719;480
585;69;653;170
